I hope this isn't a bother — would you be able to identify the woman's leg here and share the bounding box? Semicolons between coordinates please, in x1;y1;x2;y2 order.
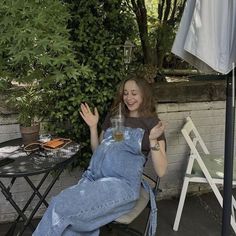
33;177;138;236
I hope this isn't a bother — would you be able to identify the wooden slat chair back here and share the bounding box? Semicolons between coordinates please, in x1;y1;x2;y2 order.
173;116;236;233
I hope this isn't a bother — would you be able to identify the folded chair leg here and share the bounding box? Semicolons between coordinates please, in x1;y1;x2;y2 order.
230;196;236;235
201;171;236;234
211;185;236;234
197;157;236;235
230;216;236;234
173;176;190;231
144;211;150;236
232;196;236;220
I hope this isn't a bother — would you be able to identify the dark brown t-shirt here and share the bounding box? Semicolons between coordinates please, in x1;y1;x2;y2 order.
101;113;166;156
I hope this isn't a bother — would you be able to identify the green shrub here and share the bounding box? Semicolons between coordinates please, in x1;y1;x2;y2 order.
0;0;136;168
44;0;136;168
0;0;75;84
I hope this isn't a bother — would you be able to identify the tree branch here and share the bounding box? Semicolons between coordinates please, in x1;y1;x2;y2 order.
169;0;178;26
163;0;171;22
158;0;165;21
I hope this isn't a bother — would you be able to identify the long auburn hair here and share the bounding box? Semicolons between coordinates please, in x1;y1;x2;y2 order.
111;74;157;117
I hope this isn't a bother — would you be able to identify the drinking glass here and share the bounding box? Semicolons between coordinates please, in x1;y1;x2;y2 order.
111;115;124;141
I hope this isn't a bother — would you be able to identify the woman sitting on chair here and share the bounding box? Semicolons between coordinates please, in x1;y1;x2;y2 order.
33;74;167;236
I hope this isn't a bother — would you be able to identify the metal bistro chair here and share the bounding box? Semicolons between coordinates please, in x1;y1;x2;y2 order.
108;155;161;236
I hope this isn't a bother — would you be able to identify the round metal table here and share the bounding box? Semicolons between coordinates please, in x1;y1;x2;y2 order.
0;138;80;236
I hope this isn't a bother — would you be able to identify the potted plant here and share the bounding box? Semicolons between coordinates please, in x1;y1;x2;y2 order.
7;84;43;145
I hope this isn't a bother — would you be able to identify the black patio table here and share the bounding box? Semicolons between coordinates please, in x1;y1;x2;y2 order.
0;138;80;236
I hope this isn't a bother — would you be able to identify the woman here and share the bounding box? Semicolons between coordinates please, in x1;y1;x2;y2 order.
33;75;167;236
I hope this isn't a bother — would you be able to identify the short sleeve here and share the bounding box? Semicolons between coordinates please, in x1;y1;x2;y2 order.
149;117;165;141
101;113;111;131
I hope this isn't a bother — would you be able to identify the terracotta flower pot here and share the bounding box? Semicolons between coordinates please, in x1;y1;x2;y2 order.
20;123;40;145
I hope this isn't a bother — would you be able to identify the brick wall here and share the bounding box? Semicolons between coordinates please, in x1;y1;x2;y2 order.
0;113;21;143
0;100;231;222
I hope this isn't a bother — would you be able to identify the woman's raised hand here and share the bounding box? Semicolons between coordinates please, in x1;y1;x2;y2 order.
80;103;99;128
149;121;166;141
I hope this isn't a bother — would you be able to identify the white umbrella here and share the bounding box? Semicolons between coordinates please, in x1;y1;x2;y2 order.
172;0;236;74
171;0;236;235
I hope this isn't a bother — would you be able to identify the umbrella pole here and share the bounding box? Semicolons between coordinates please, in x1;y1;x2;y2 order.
222;65;235;236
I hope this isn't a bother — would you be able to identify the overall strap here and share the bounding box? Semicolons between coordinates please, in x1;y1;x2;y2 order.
141;179;157;236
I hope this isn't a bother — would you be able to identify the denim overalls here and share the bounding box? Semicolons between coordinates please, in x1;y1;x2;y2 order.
33;127;157;236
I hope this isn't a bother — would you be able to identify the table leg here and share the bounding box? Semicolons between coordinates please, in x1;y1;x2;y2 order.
24;174;49;207
9;172;50;230
0;180;35;234
18;167;64;235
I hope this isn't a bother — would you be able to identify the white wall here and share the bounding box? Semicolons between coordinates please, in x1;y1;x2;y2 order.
0;100;230;222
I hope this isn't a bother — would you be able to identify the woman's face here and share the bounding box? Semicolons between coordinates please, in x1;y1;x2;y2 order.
123;80;143;117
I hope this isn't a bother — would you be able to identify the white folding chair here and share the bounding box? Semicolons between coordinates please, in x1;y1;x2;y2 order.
173;116;236;233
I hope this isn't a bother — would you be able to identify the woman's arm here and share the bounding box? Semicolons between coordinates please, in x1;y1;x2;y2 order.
149;139;167;177
80;103;100;152
89;125;99;152
149;121;168;177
